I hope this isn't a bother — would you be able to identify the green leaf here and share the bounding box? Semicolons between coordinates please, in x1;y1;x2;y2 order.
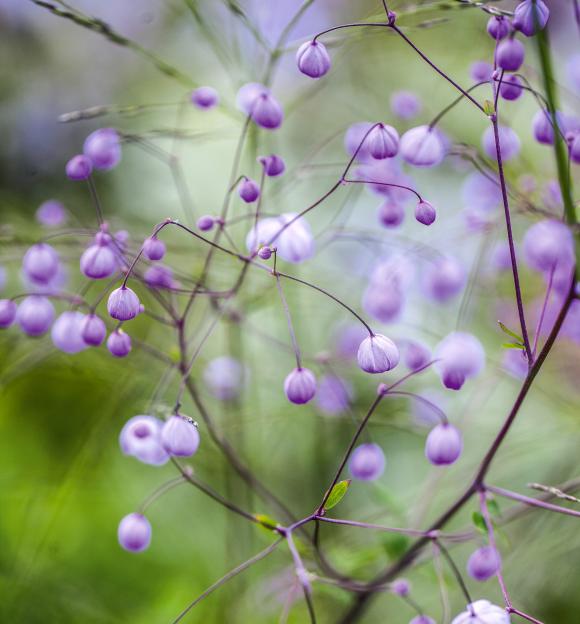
472;511;487;533
502;342;525;350
498;321;523;342
487;499;501;517
483;99;495;116
324;480;351;511
383;534;410;560
254;513;279;532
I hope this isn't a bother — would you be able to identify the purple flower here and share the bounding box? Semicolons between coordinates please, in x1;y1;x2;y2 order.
422;256;466;303
451;600;510;624
362;284;404;324
161;415;200;457
404;340;432;371
499;74;523;101
81;314;107;347
259;154;285;177
482;125;521;161
425;423;462;465
236;82;268;113
142;236;166;261
36;200;66;227
246;213;314;264
203;356;247;401
513;0;549;36
22;243;59;285
390;91;422;120
296;40;331;79
349;443;385;481
51;311;87;354
378;200;405;228
400;126;444;167
462;172;501;212
0;299;17;328
316;374;353;415
191;86;219;109
532;109;562;145
251;93;283;130
107;329;132;357
15;295;55;336
120;415;168;465
496;38;525;72
523;219;574;273
435;331;485;390
357;334;400;374
144;264;176;290
367;124;399;159
470;60;493;82
66;154;93;180
415;200;436;225
107;286;141;321
467;546;501;581
83;128;121;171
80;241;117;280
487;16;511;40
284;367;317;404
118;513;151;553
391;578;410;596
238;177;261;203
410;617;436;624
258;246;272;260
197;215;215;231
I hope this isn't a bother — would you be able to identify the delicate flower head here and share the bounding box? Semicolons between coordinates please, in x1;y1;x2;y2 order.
259;154;285;177
496;38;525;72
66;154;92;180
142;236;166;261
0;299;17;328
425;423;462;465
236;82;268;113
81;314;107;347
238;177;260;203
251;92;283;130
349;443;386;481
120;415;168;465
36;200;66;227
16;295;55;336
144;264;176;290
362;283;404;324
487;16;511;40
523;219;574;273
107;286;141;321
423;256;467;303
51;311;87;354
161;415;200;457
367;123;399;160
451;600;510;624
315;374;353;415
258;246;272;260
246;213;314;264
296;40;331;79
467;546;501;581
513;0;549;36
390;91;422;120
499;75;523;101
80;242;117;280
462;172;502;212
404;340;432;371
107;329;132;357
197;215;215;232
400;125;445;167
532;109;563;145
391;578;410;596
22;243;59;285
191;86;219;109
378;200;405;228
118;513;151;553
284;367;317;404
470;60;493;82
357;333;400;374
482;125;521;161
83;128;121;171
415;200;436;225
203;356;248;401
435;331;485;390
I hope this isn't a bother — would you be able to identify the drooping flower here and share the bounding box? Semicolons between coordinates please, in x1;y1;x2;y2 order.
120;415;168;465
532;109;563;145
36;200;67;227
107;286;141;321
80;239;117;280
118;513;151;553
284;367;317;404
51;311;87;354
362;284;405;324
367;124;399;159
391;578;410;596
259;154;285;177
65;154;92;180
81;314;107;347
15;295;55;336
451;600;510;624
238;177;261;203
415;200;436;225
513;0;549;37
83;128;121;171
296;40;331;78
161;415;200;457
499;75;523;101
144;264;176;290
425;423;462;465
496;38;525;72
404;340;432;371
487;16;511;40
203;356;248;401
142;236;166;261
470;60;493;82
434;331;485;390
378;200;405;228
482;125;521;161
197;215;215;232
349;443;385;481
422;256;467;303
400;125;445;167
22;243;59;285
190;86;219;109
390;91;422;120
246;213;314;264
522;219;574;273
357;334;400;374
467;546;501;581
315;374;353;415
107;329;132;357
462;172;502;212
251;93;283;130
0;299;17;328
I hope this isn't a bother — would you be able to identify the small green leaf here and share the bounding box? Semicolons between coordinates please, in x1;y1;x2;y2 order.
254;513;279;532
502;342;525;350
498;321;523;342
472;511;487;533
483;99;496;116
324;480;351;511
488;499;501;517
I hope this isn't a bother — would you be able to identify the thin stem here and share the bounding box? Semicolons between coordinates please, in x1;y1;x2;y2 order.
436;541;474;609
315;516;439;538
275;275;302;368
86;176;104;225
286;531;317;624
138;475;186;514
486;485;580;520
531;266;554;357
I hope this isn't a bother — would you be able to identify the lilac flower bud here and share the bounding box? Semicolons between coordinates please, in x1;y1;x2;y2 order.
246;213;314;264
349;443;385;481
81;313;106;346
66;154;92;180
390;91;422;120
499;75;523;101
259;154;285;177
523;219;574;273
415;200;436;225
410;617;436;624
107;286;140;321
435;332;485;390
236;82;268;113
238;177;260;203
467;546;501;581
191;86;219;109
118;513;151;553
258;246;272;260
400;126;444;167
80;241;117;280
22;243;59;285
404;340;432;371
513;0;549;36
107;329;132;357
83;128;121;170
532;109;562;145
0;299;17;328
296;40;331;79
423;257;466;303
470;60;493;82
451;600;510;624
161;415;200;457
197;215;215;231
142;236;166;261
367;124;399;159
357;334;400;374
203;356;248;401
425;423;462;465
316;374;353;415
391;578;410;596
487;16;511;40
378;200;405;228
362;284;404;324
251;93;283;130
51;311;87;354
482;125;521;161
496;38;525;72
120;415;168;465
16;295;55;336
144;264;175;290
36;200;66;227
284;367;317;404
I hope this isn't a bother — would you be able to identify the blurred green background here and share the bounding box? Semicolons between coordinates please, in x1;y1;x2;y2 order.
1;1;580;622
